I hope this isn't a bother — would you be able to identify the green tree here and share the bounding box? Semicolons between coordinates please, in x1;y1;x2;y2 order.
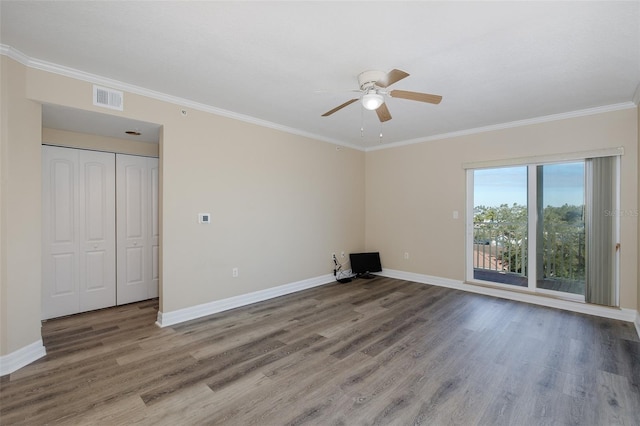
474;203;527;273
540;204;585;280
473;203;584;280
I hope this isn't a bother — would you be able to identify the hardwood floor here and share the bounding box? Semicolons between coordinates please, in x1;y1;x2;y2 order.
1;277;639;425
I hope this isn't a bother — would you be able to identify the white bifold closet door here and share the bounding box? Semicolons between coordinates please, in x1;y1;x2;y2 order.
116;154;159;305
42;146;116;319
43;147;158;319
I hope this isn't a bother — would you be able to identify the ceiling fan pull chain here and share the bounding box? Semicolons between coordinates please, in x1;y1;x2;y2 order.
360;106;364;138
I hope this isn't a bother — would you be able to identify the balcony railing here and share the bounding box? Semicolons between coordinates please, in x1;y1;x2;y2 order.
473;220;585;293
473;221;528;275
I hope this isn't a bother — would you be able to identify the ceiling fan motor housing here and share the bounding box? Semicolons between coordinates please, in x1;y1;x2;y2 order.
358;70;386;91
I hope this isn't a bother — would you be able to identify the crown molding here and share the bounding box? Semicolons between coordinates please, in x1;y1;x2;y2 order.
2;44;635;154
367;102;637;152
0;44;364;152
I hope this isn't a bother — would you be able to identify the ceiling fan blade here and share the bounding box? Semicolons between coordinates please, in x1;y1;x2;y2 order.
321;98;359;117
390;90;442;104
376;69;409;88
376;102;392;122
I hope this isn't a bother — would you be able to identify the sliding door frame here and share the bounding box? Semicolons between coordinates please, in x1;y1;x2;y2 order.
464;148;623;303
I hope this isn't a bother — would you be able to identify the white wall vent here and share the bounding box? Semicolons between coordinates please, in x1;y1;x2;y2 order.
93;85;123;111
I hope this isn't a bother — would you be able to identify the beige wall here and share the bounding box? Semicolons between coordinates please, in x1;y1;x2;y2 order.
0;56;365;356
1;47;6;356
1;53;637;360
1;52;6;355
0;57;44;355
42;128;159;157
366;108;639;310
159;116;365;310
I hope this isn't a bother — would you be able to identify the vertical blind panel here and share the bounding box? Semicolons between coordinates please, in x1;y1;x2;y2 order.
585;156;616;306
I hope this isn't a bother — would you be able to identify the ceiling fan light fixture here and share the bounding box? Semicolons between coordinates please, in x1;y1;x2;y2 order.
362;92;384;111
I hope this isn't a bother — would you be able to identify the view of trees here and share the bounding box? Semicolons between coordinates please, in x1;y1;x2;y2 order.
473;203;585;281
538;203;585;281
474;203;527;274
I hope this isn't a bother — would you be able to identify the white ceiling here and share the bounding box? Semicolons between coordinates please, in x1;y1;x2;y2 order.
2;1;639;149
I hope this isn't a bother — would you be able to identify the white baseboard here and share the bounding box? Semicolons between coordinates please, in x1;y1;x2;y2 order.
379;269;638;324
156;268;639;336
0;339;46;376
156;274;335;327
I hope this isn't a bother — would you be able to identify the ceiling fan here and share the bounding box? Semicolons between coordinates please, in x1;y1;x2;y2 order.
321;69;442;122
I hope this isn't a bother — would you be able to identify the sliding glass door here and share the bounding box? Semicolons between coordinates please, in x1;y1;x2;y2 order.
536;162;585;295
469;161;591;299
472;166;528;287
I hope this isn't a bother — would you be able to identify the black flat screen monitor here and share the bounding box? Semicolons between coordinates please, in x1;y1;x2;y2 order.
350;252;382;276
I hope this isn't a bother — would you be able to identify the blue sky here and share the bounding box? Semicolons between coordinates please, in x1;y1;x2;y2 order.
474;162;584;207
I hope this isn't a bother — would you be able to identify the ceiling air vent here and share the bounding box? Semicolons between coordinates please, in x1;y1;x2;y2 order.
93;85;123;111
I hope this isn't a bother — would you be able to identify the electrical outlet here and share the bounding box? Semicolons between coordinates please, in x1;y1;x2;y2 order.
232;267;238;277
404;252;410;260
341;251;345;258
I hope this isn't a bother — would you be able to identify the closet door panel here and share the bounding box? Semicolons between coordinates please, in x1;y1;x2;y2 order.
43;147;80;319
78;150;116;311
117;154;153;305
52;160;75;245
51;254;75;296
126;246;144;282
124;166;144;240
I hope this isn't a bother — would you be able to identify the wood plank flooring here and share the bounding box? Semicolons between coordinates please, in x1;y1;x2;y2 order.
1;277;639;425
